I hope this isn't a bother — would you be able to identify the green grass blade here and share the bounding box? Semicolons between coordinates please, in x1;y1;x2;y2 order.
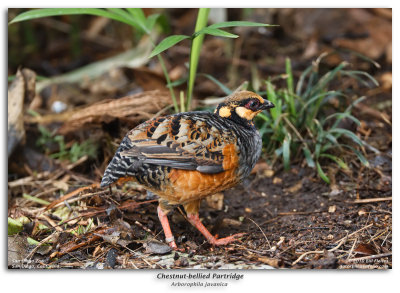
340;70;379;87
265;81;281;121
319;154;349;169
283;133;291;170
200;73;232;95
309;61;348;98
329;128;363;146
302;146;315;168
285;57;294;95
149;35;191;58
324;112;361;128
340;144;370;167
257;113;271;123
9;8;140;29
186;8;210;110
316;161;330;183
296;64;313;96
22;193;50;205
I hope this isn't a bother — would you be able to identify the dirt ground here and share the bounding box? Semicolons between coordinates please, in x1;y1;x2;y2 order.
8;8;392;269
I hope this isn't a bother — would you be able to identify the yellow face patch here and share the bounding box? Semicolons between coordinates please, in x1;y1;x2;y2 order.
235;106;258;120
218;106;232;118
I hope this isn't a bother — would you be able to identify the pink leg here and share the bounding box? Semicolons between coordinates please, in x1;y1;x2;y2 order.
157;205;179;250
187;213;245;246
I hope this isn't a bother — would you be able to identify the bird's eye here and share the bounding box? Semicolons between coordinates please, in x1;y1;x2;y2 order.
245;99;259;110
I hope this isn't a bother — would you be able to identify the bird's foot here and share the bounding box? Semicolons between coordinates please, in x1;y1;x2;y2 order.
208;233;246;246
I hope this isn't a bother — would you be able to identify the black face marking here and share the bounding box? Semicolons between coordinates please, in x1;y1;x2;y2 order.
244;98;260;111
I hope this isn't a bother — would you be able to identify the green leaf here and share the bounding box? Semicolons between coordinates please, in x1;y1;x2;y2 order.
126;8;146;24
194;27;238;38
146;13;161;32
125;8;149;33
27;237;41;246
9;8;141;29
200;73;232;95
8;217;23;235
316;162;330;183
149;35;191;58
166;77;188;89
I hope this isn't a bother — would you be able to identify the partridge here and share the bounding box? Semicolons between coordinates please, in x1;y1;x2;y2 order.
101;91;274;249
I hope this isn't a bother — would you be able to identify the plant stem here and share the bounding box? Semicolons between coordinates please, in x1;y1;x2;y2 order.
180;91;185;112
186;8;210;111
149;36;179;113
157;54;179;113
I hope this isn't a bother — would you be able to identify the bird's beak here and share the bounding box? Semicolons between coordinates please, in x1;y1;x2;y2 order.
260;99;275;110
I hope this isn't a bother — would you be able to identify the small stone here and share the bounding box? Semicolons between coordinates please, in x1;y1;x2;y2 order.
358;210;367;216
328;205;336;213
245;207;252;213
144;241;172;255
273;177;282;184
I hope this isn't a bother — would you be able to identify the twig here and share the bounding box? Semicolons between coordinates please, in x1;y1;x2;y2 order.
334;223;373;244
25;231;60;259
278;210;322;216
291;225;372;266
247;217;271;250
347;237;358;260
8;156;88;188
329;236;348;252
350;197;392;204
38;214;63;232
292;250;324;266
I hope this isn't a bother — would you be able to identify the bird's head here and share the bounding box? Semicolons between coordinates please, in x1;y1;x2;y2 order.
214;91;274;127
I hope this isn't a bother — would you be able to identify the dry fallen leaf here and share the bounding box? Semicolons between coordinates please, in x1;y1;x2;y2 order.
8;69;36;156
284;180;303;193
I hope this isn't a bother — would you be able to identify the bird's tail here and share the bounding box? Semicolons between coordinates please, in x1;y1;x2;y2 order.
100;136;135;188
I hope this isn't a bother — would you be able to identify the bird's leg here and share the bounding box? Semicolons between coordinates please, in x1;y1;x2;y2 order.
157;205;179;250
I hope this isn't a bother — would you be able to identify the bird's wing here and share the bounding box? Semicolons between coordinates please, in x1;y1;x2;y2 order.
120;114;236;174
